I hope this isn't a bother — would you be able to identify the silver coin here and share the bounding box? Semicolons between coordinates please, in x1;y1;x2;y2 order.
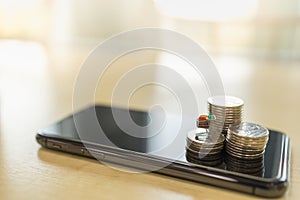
226;148;264;159
209;115;242;119
210;121;242;126
225;139;267;150
225;142;265;154
186;149;223;158
209;113;242;117
208;96;244;108
187;139;224;148
225;145;265;156
186;155;223;167
226;137;267;148
226;139;268;149
226;133;269;144
228;122;269;139
187;129;225;146
186;148;223;156
227;131;269;140
209;107;243;111
187;142;224;152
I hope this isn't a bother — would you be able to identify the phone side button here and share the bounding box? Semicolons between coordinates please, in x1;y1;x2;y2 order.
52;144;62;149
80;148;91;156
47;141;62;149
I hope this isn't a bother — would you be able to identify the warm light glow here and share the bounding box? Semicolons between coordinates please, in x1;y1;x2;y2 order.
0;0;39;9
51;0;71;42
0;40;47;75
154;0;258;21
0;0;48;38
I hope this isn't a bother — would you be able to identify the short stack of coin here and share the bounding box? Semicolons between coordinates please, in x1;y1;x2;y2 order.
225;122;269;174
208;96;244;134
186;128;225;166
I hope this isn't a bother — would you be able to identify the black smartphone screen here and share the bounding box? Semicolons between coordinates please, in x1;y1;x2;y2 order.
38;105;290;197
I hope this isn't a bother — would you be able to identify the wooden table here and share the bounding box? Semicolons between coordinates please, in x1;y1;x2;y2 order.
0;41;299;199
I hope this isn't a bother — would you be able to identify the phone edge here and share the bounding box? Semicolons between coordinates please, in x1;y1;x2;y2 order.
35;133;289;198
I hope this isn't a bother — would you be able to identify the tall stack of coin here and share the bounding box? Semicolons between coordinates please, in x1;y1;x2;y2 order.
186;128;225;166
208;96;244;134
225;122;269;175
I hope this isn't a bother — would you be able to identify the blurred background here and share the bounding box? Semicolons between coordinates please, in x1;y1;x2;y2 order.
0;0;299;126
1;0;299;57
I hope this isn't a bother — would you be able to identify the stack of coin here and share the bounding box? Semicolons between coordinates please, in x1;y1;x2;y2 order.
208;96;244;134
225;122;269;174
225;154;264;176
186;128;225;166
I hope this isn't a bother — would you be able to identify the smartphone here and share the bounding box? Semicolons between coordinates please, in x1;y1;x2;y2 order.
36;105;290;197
